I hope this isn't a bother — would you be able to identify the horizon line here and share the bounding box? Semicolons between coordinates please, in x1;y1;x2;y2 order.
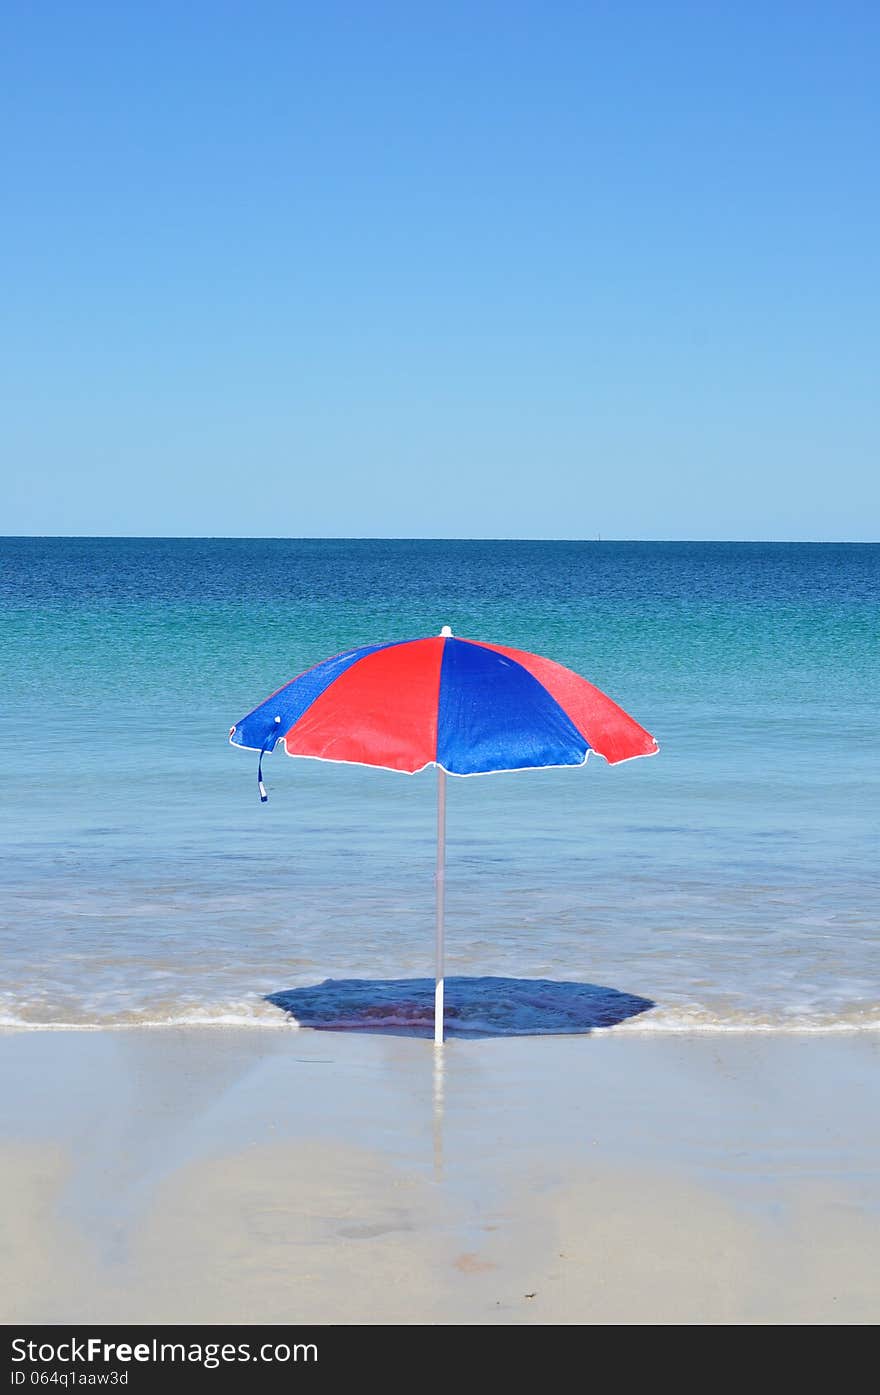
1;535;878;546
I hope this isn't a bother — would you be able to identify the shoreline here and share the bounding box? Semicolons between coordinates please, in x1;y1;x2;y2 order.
1;1028;878;1323
3;1017;880;1034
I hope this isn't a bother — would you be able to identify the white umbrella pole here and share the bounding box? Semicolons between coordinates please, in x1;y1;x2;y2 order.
434;765;447;1044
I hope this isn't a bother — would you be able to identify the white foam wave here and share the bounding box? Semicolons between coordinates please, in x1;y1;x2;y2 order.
602;1007;880;1035
2;991;879;1036
0;1000;297;1032
3;1009;879;1035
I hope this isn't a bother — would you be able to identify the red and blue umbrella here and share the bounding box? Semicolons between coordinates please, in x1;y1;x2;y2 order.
230;628;658;1040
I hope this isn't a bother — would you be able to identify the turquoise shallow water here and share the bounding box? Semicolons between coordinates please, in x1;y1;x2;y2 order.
1;538;878;1031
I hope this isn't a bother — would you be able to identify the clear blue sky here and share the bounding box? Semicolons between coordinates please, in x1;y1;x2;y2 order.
2;1;877;539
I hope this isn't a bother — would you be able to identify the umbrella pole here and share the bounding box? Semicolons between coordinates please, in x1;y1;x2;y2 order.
434;766;446;1044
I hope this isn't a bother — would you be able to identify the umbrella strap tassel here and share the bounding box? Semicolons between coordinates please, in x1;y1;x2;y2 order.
257;717;282;803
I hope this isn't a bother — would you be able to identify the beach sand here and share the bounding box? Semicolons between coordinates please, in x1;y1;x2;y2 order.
1;1028;878;1325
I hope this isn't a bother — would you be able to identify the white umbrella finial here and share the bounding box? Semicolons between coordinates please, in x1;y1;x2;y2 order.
440;625;453;637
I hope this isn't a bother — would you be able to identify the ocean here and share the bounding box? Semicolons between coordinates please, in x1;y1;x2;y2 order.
1;537;877;1033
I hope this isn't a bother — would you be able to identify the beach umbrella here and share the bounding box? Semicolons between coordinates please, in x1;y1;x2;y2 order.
229;627;658;1043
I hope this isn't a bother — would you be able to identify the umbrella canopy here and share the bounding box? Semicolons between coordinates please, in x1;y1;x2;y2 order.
230;630;657;776
230;628;658;1041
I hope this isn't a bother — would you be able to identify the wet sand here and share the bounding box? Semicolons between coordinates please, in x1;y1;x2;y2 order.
1;1028;878;1324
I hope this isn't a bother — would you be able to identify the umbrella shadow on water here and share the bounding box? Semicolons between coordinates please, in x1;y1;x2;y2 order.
265;976;655;1038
